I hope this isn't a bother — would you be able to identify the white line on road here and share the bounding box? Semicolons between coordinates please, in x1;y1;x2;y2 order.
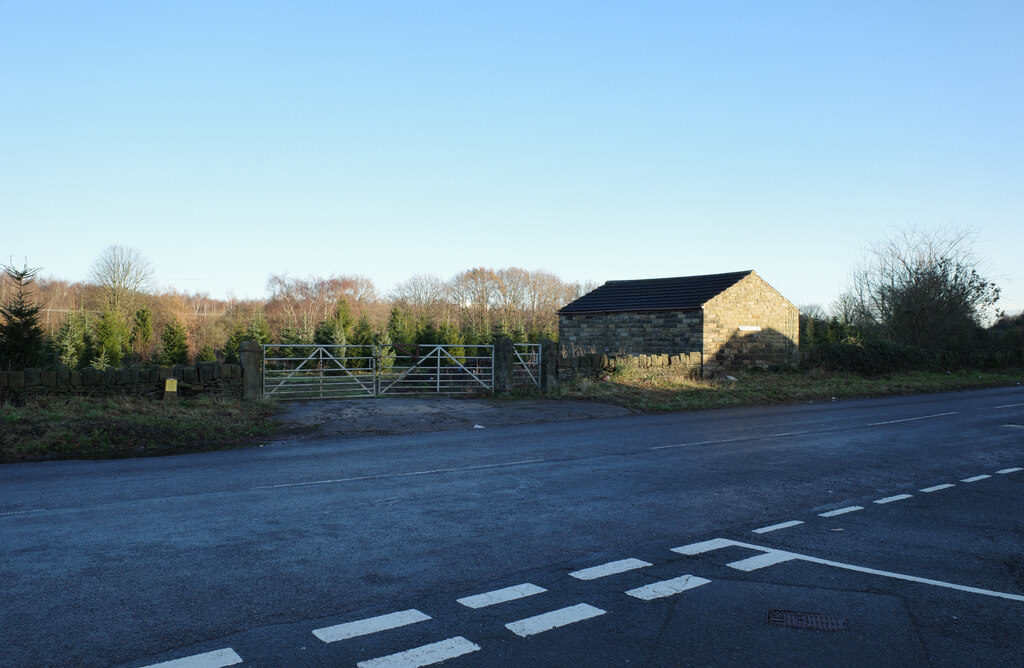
457;583;546;609
313;609;431;643
727;551;797;572
257;459;547;490
141;648;243;668
866;411;958;426
569;558;652;580
818;506;864;518
920;484;955;493
0;509;46;518
996;467;1023;474
961;475;991;483
650;431;810;451
753;520;804;534
874;494;913;504
674;538;1024;603
357;636;481;668
993;403;1024;409
505;604;606;637
625;574;711;600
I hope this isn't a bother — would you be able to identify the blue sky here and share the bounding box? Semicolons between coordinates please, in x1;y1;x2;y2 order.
2;1;1021;313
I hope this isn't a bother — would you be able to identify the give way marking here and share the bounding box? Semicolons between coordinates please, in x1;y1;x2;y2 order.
674;538;1024;603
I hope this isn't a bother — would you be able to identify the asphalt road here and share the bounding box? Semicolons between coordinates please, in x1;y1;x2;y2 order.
1;386;1022;667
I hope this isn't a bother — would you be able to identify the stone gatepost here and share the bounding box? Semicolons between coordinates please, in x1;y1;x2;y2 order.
239;341;263;400
540;338;558;392
492;336;514;394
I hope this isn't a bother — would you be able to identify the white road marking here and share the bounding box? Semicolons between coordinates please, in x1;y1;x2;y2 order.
727;551;797;572
141;648;243;668
457;583;546;609
753;520;804;534
569;558;652;580
866;411;958;426
676;538;1024;602
0;509;46;518
874;494;913;504
505;603;606;637
257;459;546;490
997;467;1023;474
313;609;431;643
625;574;711;600
993;403;1024;409
961;475;991;483
651;431;810;451
818;506;863;518
357;636;481;668
920;484;955;493
671;538;736;555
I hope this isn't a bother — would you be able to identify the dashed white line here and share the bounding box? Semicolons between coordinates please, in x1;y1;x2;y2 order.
141;648;243;668
752;520;804;534
996;467;1023;474
993;403;1024;409
866;411;957;426
457;583;546;609
356;636;481;668
874;494;913;504
818;506;863;518
313;609;431;643
625;574;711;600
0;509;46;518
727;551;797;572
505;603;606;637
920;484;955;493
569;558;652;581
671;538;735;555
961;475;991;483
256;459;547;490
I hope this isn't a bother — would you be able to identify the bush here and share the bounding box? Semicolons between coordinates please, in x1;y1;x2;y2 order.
805;340;935;375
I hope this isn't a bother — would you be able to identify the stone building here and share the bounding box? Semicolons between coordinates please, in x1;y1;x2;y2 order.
558;270;799;370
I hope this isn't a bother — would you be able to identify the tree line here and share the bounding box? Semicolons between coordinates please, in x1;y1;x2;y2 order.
0;245;596;370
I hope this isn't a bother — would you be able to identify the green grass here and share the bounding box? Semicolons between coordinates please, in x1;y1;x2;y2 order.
1;394;283;463
553;366;1024;412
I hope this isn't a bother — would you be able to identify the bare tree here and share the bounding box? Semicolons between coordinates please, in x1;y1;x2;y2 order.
88;245;155;321
838;225;1000;349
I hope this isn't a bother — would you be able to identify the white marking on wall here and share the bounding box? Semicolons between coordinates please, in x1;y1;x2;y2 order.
727;551;797;572
738;325;762;332
920;484;955;493
672;538;735;555
867;412;958;426
357;636;481;668
569;558;652;581
874;494;913;504
141;648;243;668
753;520;804;534
996;467;1023;474
313;609;431;643
256;459;546;490
818;506;863;518
961;475;991;483
505;604;606;637
674;537;1024;602
625;574;711;600
457;583;546;609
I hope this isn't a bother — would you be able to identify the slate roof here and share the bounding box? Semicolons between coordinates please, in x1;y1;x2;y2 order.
558;270;753;315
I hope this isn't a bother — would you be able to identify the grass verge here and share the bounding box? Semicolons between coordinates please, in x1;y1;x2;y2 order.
553;366;1024;412
1;395;283;463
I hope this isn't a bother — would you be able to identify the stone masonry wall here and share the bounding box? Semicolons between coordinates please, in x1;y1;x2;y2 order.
558;311;704;357
556;350;703;382
701;272;799;370
0;362;244;401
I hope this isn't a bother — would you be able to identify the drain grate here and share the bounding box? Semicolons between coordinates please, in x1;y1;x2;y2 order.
767;610;848;631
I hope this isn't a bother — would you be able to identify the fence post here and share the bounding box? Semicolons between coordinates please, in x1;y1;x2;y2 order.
239;341;262;400
492;336;514;394
540;338;558;392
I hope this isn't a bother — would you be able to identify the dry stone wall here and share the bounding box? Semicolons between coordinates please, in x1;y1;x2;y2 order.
702;273;799;370
0;362;244;401
558;311;704;357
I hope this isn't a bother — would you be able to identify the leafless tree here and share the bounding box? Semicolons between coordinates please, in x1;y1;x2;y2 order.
88;245;155;321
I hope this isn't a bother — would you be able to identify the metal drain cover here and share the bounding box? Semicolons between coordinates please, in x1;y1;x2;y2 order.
767;610;848;631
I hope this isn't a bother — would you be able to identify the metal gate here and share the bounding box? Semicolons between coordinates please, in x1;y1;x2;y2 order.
263;344;375;400
512;343;541;389
377;344;494;395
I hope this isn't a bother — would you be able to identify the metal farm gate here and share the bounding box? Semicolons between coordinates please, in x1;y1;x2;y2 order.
263;342;542;400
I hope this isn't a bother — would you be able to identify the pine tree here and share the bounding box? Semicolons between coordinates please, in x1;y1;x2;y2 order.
92;309;130;367
0;262;47;369
52;311;88;369
131;307;154;361
348;316;374;369
196;344;217;362
159;320;189;365
246;314;271;346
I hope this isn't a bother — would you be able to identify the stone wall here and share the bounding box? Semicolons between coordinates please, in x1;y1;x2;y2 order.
702;272;799;370
0;362;244;401
556;350;703;382
558;310;703;357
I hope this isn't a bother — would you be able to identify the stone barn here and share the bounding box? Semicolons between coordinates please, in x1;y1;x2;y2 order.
558;270;799;370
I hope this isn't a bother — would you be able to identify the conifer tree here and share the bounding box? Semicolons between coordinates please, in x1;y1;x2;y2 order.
159;320;189;365
0;262;46;369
